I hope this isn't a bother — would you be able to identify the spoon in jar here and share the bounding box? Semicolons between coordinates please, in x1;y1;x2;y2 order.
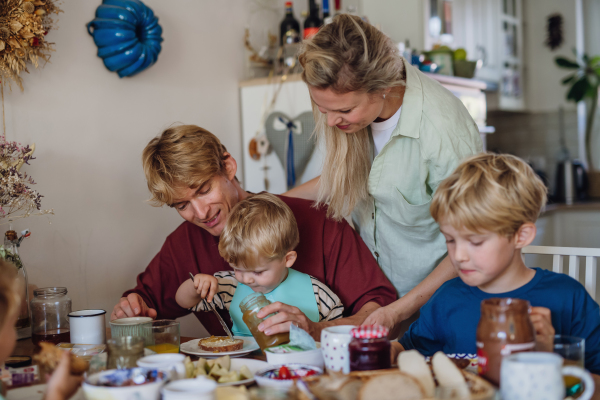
188;272;234;339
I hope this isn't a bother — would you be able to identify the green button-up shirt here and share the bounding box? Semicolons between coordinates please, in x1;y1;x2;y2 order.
351;61;483;297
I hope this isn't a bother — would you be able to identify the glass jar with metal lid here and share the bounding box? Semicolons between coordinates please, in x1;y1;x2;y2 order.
30;287;72;346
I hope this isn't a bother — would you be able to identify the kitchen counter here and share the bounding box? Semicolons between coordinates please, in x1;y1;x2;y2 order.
542;201;600;216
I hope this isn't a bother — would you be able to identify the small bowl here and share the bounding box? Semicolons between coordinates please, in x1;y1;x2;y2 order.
265;344;324;369
83;368;167;400
110;317;153;344
254;364;323;389
161;378;217;400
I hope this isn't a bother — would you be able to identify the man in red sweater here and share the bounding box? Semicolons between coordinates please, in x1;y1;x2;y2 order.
111;125;397;339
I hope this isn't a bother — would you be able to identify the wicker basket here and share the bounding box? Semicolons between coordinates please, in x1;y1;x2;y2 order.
299;368;496;400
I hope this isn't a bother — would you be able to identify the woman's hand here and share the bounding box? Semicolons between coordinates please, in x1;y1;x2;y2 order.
44;352;84;400
362;305;399;332
256;302;318;339
530;306;555;352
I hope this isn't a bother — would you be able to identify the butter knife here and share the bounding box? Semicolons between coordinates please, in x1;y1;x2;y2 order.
189;272;234;339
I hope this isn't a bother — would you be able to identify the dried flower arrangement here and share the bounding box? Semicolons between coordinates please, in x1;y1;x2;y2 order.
0;136;53;223
0;0;61;90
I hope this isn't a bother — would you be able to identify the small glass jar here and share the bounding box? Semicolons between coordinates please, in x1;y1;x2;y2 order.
30;287;72;346
240;292;289;350
349;325;391;371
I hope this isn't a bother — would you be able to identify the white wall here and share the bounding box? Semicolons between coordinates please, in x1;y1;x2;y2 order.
361;0;424;50
523;0;578;112
4;0;285;336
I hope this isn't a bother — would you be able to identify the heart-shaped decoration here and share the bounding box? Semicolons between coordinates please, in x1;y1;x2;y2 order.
264;111;316;189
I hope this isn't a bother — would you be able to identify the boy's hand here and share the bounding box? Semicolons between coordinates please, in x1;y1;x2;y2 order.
390;342;404;365
530;306;555;352
44;352;84;400
193;274;218;303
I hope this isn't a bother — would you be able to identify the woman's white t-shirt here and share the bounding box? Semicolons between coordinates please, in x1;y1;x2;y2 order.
370;106;402;156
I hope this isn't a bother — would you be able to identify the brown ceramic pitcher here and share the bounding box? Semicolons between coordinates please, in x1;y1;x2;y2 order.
476;298;536;386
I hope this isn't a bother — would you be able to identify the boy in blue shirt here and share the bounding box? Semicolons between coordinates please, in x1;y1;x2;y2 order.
394;153;600;374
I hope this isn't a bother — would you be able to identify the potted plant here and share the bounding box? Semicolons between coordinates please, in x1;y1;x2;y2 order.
556;53;600;196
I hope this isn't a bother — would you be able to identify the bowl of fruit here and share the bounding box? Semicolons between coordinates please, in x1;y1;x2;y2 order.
254;364;323;389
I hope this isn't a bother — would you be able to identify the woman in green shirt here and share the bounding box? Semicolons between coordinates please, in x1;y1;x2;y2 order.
286;14;482;333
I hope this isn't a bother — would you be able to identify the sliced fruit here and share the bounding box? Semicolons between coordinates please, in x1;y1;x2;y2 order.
239;365;253;380
215;355;231;371
218;371;241;383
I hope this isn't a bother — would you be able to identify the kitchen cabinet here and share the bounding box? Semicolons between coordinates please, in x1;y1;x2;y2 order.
450;0;525;110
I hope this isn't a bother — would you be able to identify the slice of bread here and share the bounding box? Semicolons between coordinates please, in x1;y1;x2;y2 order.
431;352;469;398
358;372;425;400
199;336;244;353
399;350;435;398
34;342;89;375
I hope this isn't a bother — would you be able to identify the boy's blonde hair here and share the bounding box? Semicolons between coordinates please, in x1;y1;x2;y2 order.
142;125;231;207
218;193;299;269
430;153;548;237
0;258;22;331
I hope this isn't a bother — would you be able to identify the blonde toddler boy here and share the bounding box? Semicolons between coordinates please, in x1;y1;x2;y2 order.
176;193;344;335
394;153;600;373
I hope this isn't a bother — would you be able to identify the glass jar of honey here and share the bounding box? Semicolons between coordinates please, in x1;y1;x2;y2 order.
349;325;391;371
30;287;72;346
240;292;289;350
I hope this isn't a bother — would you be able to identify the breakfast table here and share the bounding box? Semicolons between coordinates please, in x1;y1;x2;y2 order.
7;330;600;400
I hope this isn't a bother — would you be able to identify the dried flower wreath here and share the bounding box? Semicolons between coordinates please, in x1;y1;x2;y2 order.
0;0;61;91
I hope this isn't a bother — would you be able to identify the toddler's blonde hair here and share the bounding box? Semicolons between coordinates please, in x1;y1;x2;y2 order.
218;193;299;269
0;258;22;331
430;153;547;237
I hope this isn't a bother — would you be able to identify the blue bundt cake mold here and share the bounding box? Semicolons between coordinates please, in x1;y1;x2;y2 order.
87;0;163;78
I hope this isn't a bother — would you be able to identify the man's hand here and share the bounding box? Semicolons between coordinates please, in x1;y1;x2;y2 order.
256;302;318;338
362;305;399;332
44;352;84;400
193;274;218;303
530;306;554;352
110;293;157;321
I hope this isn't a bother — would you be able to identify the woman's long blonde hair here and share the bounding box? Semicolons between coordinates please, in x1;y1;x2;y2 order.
299;14;406;220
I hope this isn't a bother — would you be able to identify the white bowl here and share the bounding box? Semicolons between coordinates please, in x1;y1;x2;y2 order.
161;378;217;400
82;368;167;400
254;364;323;389
265;344;324;369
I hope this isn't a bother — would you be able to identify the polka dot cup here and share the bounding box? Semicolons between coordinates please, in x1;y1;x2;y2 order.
320;325;356;374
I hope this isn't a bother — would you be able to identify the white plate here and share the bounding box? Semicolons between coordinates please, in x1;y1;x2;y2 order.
192;358;268;386
180;336;259;358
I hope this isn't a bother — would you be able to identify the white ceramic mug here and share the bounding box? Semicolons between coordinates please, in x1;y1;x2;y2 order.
160;378;217;400
320;325;355;373
68;309;106;344
137;353;187;381
501;352;595;400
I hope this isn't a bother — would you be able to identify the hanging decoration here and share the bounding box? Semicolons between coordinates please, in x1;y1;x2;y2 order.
545;13;563;51
0;0;62;91
87;0;163;78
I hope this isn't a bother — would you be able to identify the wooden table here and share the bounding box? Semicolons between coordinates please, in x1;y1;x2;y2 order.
10;335;600;399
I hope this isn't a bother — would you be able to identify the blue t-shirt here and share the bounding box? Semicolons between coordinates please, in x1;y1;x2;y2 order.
400;268;600;373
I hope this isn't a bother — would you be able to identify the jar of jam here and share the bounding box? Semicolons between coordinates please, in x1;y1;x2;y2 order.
476;298;535;386
349;325;391;371
240;292;289;350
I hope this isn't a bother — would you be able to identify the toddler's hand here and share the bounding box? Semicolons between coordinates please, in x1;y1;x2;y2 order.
44;352;84;400
530;306;554;352
193;274;218;303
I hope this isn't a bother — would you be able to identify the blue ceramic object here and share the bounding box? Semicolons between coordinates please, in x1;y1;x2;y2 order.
87;0;163;78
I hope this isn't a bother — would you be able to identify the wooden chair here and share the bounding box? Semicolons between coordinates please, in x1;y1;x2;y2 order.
522;246;600;301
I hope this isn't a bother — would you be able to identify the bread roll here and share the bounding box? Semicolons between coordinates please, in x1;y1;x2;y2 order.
358;372;424;400
398;350;435;398
431;352;469;398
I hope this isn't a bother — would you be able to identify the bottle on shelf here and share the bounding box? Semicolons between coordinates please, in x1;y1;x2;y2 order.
303;0;322;39
323;0;330;19
280;1;300;46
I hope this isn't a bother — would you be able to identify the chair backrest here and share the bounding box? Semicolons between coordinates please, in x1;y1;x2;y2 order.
522;245;600;301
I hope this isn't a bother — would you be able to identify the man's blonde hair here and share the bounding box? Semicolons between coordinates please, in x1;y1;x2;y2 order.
218;193;299;269
142;125;230;206
0;258;22;332
299;14;406;221
430;153;548;237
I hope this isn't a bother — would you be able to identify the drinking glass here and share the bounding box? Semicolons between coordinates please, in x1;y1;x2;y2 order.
553;335;585;397
144;320;180;353
106;336;144;369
